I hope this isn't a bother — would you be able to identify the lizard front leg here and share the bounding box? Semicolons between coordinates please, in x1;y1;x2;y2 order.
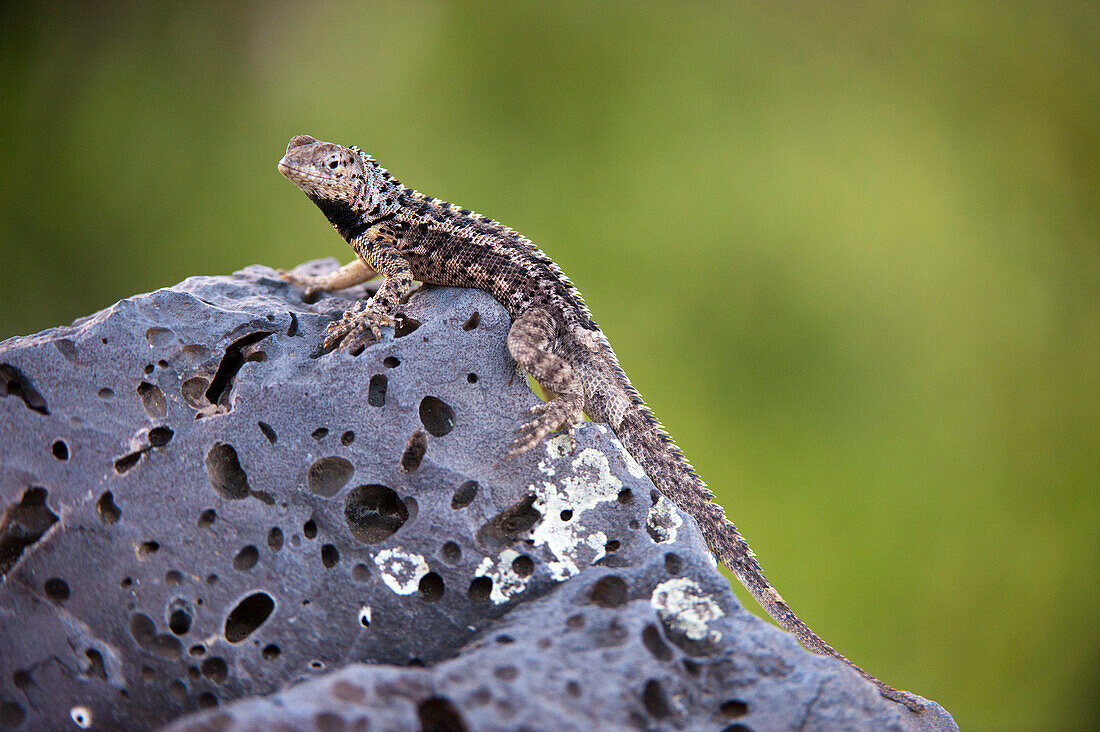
506;308;586;458
324;239;414;353
278;259;376;299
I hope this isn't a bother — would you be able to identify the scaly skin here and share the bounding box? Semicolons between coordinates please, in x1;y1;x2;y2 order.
277;134;925;713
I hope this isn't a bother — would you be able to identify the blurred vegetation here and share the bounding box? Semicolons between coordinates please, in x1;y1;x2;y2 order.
1;1;1097;728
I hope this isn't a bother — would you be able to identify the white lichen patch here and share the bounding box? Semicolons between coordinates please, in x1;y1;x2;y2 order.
646;494;683;544
373;548;429;595
527;437;623;581
474;549;530;604
650;577;724;642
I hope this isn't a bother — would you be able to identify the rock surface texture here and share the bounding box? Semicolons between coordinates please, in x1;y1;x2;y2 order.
0;260;957;731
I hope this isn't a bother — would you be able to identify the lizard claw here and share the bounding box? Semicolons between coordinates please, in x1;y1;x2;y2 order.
323;303;392;353
505;395;584;459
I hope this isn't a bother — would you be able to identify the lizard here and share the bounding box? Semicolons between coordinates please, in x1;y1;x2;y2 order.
275;134;925;713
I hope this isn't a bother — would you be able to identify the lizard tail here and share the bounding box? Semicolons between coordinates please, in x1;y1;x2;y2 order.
613;409;925;714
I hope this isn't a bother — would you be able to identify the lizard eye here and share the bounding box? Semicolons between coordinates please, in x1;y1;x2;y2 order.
327;160;339;169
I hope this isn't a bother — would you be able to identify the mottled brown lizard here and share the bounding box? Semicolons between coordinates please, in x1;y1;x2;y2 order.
276;134;924;713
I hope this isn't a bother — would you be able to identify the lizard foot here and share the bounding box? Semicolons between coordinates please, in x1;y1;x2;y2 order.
506;395;584;459
323;303;392;353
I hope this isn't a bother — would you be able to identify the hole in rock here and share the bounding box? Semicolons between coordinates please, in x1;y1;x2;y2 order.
351;563;370;581
95;491;121;524
98;388;114;399
0;701;26;727
683;659;701;676
205;443;250;499
233;545;259;571
204;331;272;406
588;576;628;608
136;381;167;419
224;592;275;643
494;666;518;681
0;363;49;414
358;607;371;628
308;456;354;497
367;374;387;407
566;681;581;697
617;488;633;504
496;634;515;645
311;427;329;440
189;645;206;657
721;726;753;732
451;481;478;509
137;541;160;557
720;700;750;719
605;539;621;552
144;364;154;375
461;311;480;331
418;396;455;437
148;426;173;447
262;644;281;660
257;421;277;444
440;542;461;564
467;577;492;603
206;574;218;585
560;509;573;521
400;430;428;473
168;680;186;703
341;430;355;445
54;338;77;362
394;313;422;337
286;312;299;337
267;527;284;551
418;572;444;602
478;494;541;547
466;373;477;384
344;485;409;544
197;509;216;528
0;486;59;575
383;356;400;368
44;577;69;602
310;661;324;670
51;440;69;460
321;544;340;568
83;649;107;680
565;615;585;630
12;670;31;688
180;377;209;407
303;519;318;539
664;553;682;575
511;555;534;578
168;601;193;635
642;624;673;661
418;696;468;732
165;570;183;586
201;657;228;684
198;692;218;709
129;613;182;659
114;451;143;474
643;680;671;719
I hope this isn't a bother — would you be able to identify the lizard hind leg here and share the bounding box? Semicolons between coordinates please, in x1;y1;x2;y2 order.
506;308;585;458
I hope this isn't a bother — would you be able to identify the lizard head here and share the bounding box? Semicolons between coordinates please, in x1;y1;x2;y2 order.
278;135;370;207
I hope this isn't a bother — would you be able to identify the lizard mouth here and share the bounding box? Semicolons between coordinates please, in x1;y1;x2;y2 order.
276;158;332;186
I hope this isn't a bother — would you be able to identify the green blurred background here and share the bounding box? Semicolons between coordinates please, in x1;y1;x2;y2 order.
2;2;1097;728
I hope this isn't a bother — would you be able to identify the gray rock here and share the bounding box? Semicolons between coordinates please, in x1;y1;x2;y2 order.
0;260;957;731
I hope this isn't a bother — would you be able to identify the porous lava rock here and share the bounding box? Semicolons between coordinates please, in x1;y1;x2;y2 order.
0;260;957;731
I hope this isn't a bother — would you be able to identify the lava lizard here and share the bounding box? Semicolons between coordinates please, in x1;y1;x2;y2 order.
276;134;924;713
